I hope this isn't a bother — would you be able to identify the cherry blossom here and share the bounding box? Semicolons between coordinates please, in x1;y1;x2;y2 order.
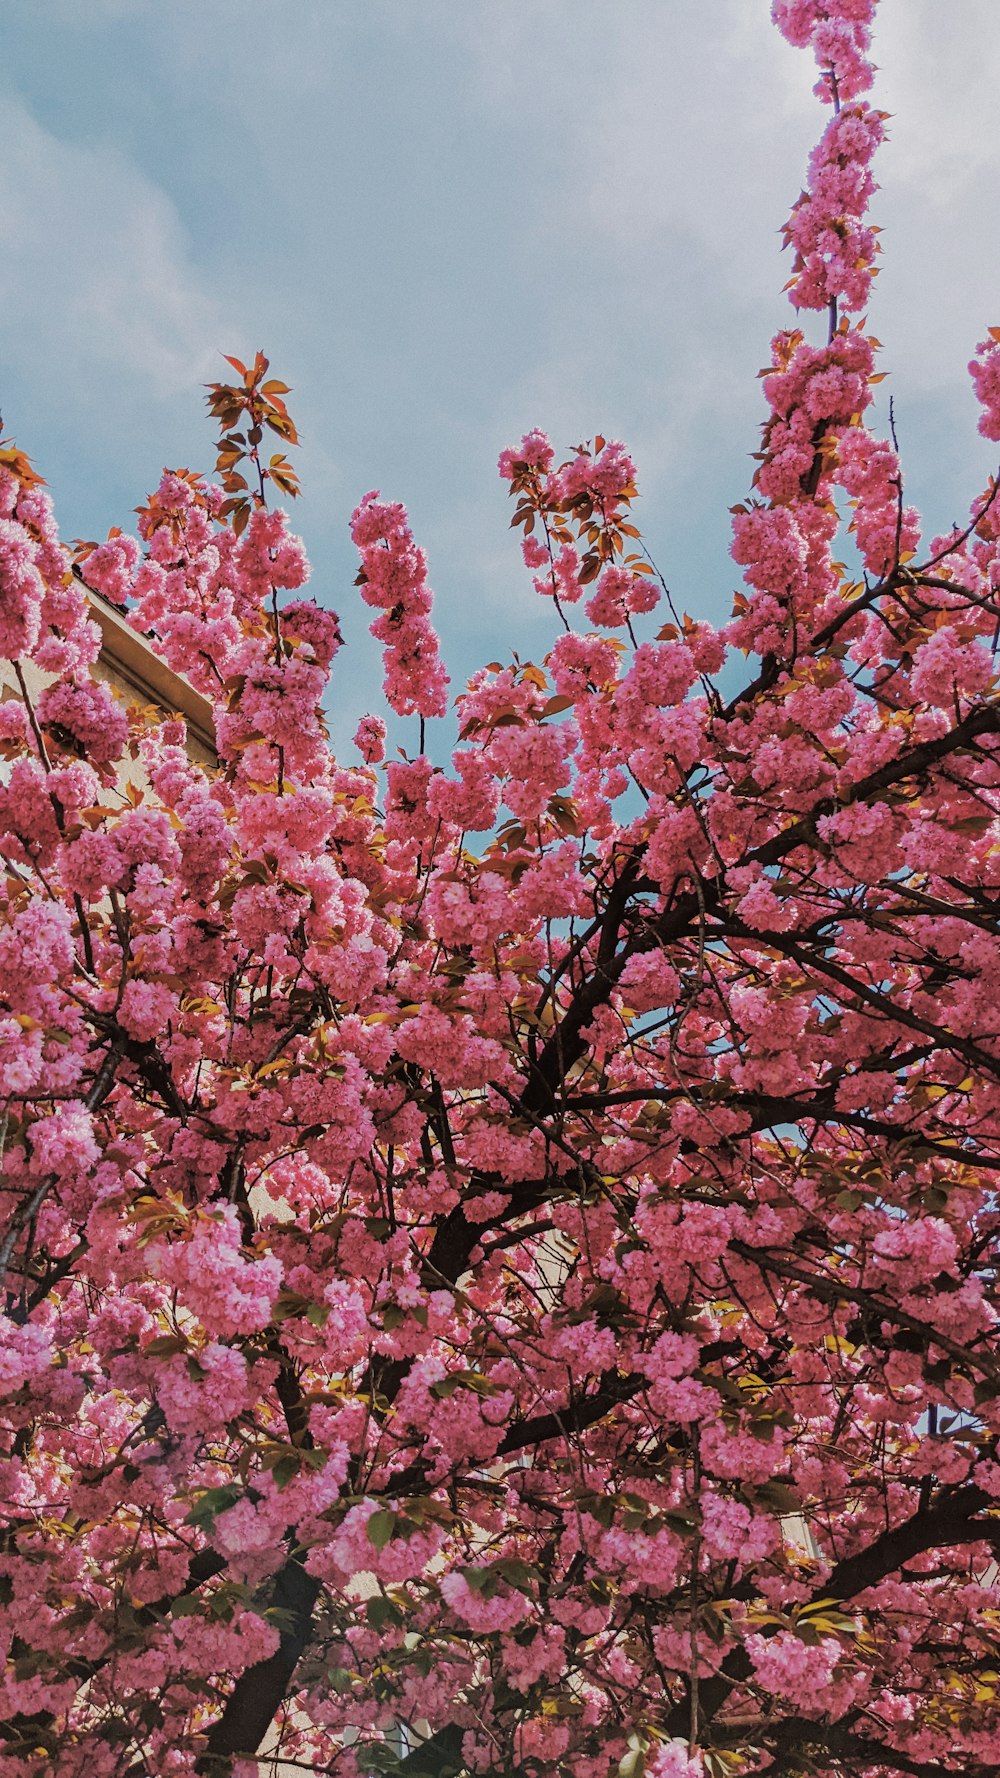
2;1;1000;1774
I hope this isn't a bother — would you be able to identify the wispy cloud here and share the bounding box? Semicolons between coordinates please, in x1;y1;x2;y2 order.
0;97;222;404
1;2;997;723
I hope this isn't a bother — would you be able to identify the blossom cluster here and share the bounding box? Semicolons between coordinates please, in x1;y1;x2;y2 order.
2;0;1000;1773
783;104;885;312
350;490;449;719
772;0;878;102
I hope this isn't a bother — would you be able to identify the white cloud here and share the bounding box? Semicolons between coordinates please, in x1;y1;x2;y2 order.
875;0;1000;200
2;1;997;697
0;97;223;404
446;2;813;557
470;0;1000;527
868;0;1000;420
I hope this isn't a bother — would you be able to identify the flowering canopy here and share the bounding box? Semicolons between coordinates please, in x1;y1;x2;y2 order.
3;3;1000;1775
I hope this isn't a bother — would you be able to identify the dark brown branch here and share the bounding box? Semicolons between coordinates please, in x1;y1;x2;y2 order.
729;1241;1000;1384
198;1548;320;1767
823;1484;993;1603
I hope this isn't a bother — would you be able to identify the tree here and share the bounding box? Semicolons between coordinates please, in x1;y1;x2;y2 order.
2;0;1000;1772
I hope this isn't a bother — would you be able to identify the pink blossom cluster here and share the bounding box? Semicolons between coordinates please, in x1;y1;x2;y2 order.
3;0;1000;1769
553;438;637;505
785;105;885;311
646;1744;706;1778
970;331;1000;441
0;475;99;675
729;326;882;653
149;1207;282;1336
746;1628;842;1704
758;330;875;501
836;426;920;574
440;1569;530;1633
36;676;129;765
496;425;555;481
585;563;660;628
909;623;994;708
772;0;878;102
350;490;449;719
78;530;141;607
0;513;46;660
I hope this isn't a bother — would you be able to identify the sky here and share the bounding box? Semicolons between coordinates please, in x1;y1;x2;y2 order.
2;0;999;755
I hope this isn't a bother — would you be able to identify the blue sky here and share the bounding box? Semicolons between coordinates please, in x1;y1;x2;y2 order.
3;0;999;754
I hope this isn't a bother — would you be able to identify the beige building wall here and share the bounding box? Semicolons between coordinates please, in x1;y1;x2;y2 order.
0;587;216;789
86;588;216;768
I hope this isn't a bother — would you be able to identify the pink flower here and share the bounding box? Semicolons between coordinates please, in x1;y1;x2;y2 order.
0;1317;54;1396
353;713;386;763
0;517;44;659
784;106;884;312
970;333;1000;440
872;1216;959;1286
627;641;697;709
440;1570;529;1633
647;1743;705;1778
118;978;180;1043
746;1627;841;1704
585;565;660;628
837;427;920;574
547;630;620;699
498;428;555;479
0;901;75;1014
350;491;449;719
150;1207;283;1337
910;625;993;707
618;952;680;1013
28;1102;99;1178
281;599;342;667
155;1341;254;1437
772;0;877;102
78;532;140;606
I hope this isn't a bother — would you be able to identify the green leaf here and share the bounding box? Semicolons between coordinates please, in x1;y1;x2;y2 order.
754;1480;802;1514
366;1509;397;1551
619;1735;648;1778
144;1334;187;1359
367;1594;404;1632
184;1484;240;1530
271;1455;301;1491
169;1594;202;1619
493;1557;539;1590
461;1565;492;1596
834;1188;863;1211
